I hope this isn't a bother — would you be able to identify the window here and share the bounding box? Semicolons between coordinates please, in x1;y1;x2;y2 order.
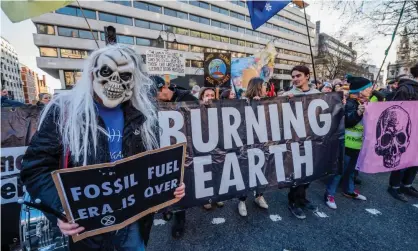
237;26;245;34
220;22;229;30
99;12;116;23
190;30;201;38
37;24;55;35
60;49;89;59
212;5;229;15
246;41;254;48
135;19;149;29
64;70;82;87
56;6;96;19
238;40;245;47
190;1;209;9
98;12;132;25
117;35;134;44
230;38;238;45
164;8;188;20
211;34;220;42
220;36;229;43
58;27;79;37
230;24;238;32
189;14;209;25
56;6;77;16
116;15;133;25
166;26;189;36
191;60;203;68
149;22;163;31
79;30;98;40
167;42;189;51
106;0;131;6
191;45;204;53
39;47;58;57
230;11;245;20
211;20;220;28
133;1;162;13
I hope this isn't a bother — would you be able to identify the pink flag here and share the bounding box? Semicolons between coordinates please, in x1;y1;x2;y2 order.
357;101;418;173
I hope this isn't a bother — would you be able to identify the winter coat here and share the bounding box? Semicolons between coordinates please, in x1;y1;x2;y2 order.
391;78;418;101
1;96;25;107
170;88;199;102
20;101;156;246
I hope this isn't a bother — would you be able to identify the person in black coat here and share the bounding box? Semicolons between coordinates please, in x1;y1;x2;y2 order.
151;75;197;240
20;46;185;251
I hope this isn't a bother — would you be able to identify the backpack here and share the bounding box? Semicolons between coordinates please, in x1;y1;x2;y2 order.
392;83;417;101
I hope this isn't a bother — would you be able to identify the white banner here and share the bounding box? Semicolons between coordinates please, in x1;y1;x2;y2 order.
146;49;185;76
1;146;27;204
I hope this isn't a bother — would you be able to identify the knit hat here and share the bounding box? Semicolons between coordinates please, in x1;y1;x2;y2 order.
150;75;166;89
347;76;372;93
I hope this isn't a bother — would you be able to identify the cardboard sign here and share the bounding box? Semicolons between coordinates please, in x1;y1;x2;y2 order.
146;49;185;76
52;143;186;242
204;53;231;88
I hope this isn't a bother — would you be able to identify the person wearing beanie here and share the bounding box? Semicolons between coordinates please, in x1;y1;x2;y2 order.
324;76;371;209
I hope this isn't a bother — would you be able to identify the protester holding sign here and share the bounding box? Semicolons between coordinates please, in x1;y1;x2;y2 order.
237;77;270;217
152;75;197;239
20;46;186;250
387;63;418;202
282;65;320;219
325;76;371;209
197;87;225;210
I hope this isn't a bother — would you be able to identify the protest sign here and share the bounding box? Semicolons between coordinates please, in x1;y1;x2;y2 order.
231;42;276;90
52;143;186;242
157;92;344;208
146;49;185;76
356;101;418;173
204;53;231;88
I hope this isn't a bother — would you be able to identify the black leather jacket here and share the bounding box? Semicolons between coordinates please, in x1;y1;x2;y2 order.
20;101;156;246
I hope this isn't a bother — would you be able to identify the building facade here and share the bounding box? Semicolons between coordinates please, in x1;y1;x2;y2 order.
21;64;49;104
31;0;315;90
314;21;368;80
387;28;413;81
1;37;24;102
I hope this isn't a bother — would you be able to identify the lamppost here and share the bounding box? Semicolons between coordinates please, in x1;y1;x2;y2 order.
157;30;178;49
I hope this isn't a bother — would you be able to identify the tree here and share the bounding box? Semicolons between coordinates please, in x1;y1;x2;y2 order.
327;0;418;60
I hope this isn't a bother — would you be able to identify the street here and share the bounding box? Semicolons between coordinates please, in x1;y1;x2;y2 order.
148;172;418;251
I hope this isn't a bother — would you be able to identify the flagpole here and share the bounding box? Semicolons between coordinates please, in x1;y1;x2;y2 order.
302;2;317;84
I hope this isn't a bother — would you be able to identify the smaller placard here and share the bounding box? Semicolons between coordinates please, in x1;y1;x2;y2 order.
204;52;231;88
52;143;186;242
146;49;185;76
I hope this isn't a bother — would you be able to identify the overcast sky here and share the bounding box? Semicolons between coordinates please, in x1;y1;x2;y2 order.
1;0;398;92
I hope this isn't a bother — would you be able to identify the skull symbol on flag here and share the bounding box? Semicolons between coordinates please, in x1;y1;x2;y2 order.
375;105;411;168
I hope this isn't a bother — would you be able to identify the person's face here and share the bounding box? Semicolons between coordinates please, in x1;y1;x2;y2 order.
41;95;51;104
229;91;236;99
157;87;170;101
291;70;309;88
335;85;342;92
1;89;8;97
393;82;399;89
260;83;267;97
360;87;372;98
203;89;215;101
322;87;332;93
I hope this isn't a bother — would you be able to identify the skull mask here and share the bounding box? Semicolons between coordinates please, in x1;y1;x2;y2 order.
93;49;136;108
375;105;411;168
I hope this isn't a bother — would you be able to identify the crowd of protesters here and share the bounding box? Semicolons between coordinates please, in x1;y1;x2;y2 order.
149;63;418;237
4;56;417;243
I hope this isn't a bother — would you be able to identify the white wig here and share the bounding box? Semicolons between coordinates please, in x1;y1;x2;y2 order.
38;45;159;165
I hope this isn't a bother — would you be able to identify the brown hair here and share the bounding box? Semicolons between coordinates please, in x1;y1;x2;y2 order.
245;77;264;99
291;65;310;77
198;87;216;101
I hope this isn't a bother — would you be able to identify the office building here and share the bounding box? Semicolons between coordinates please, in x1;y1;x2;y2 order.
31;0;315;89
1;37;24;102
21;64;49;104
